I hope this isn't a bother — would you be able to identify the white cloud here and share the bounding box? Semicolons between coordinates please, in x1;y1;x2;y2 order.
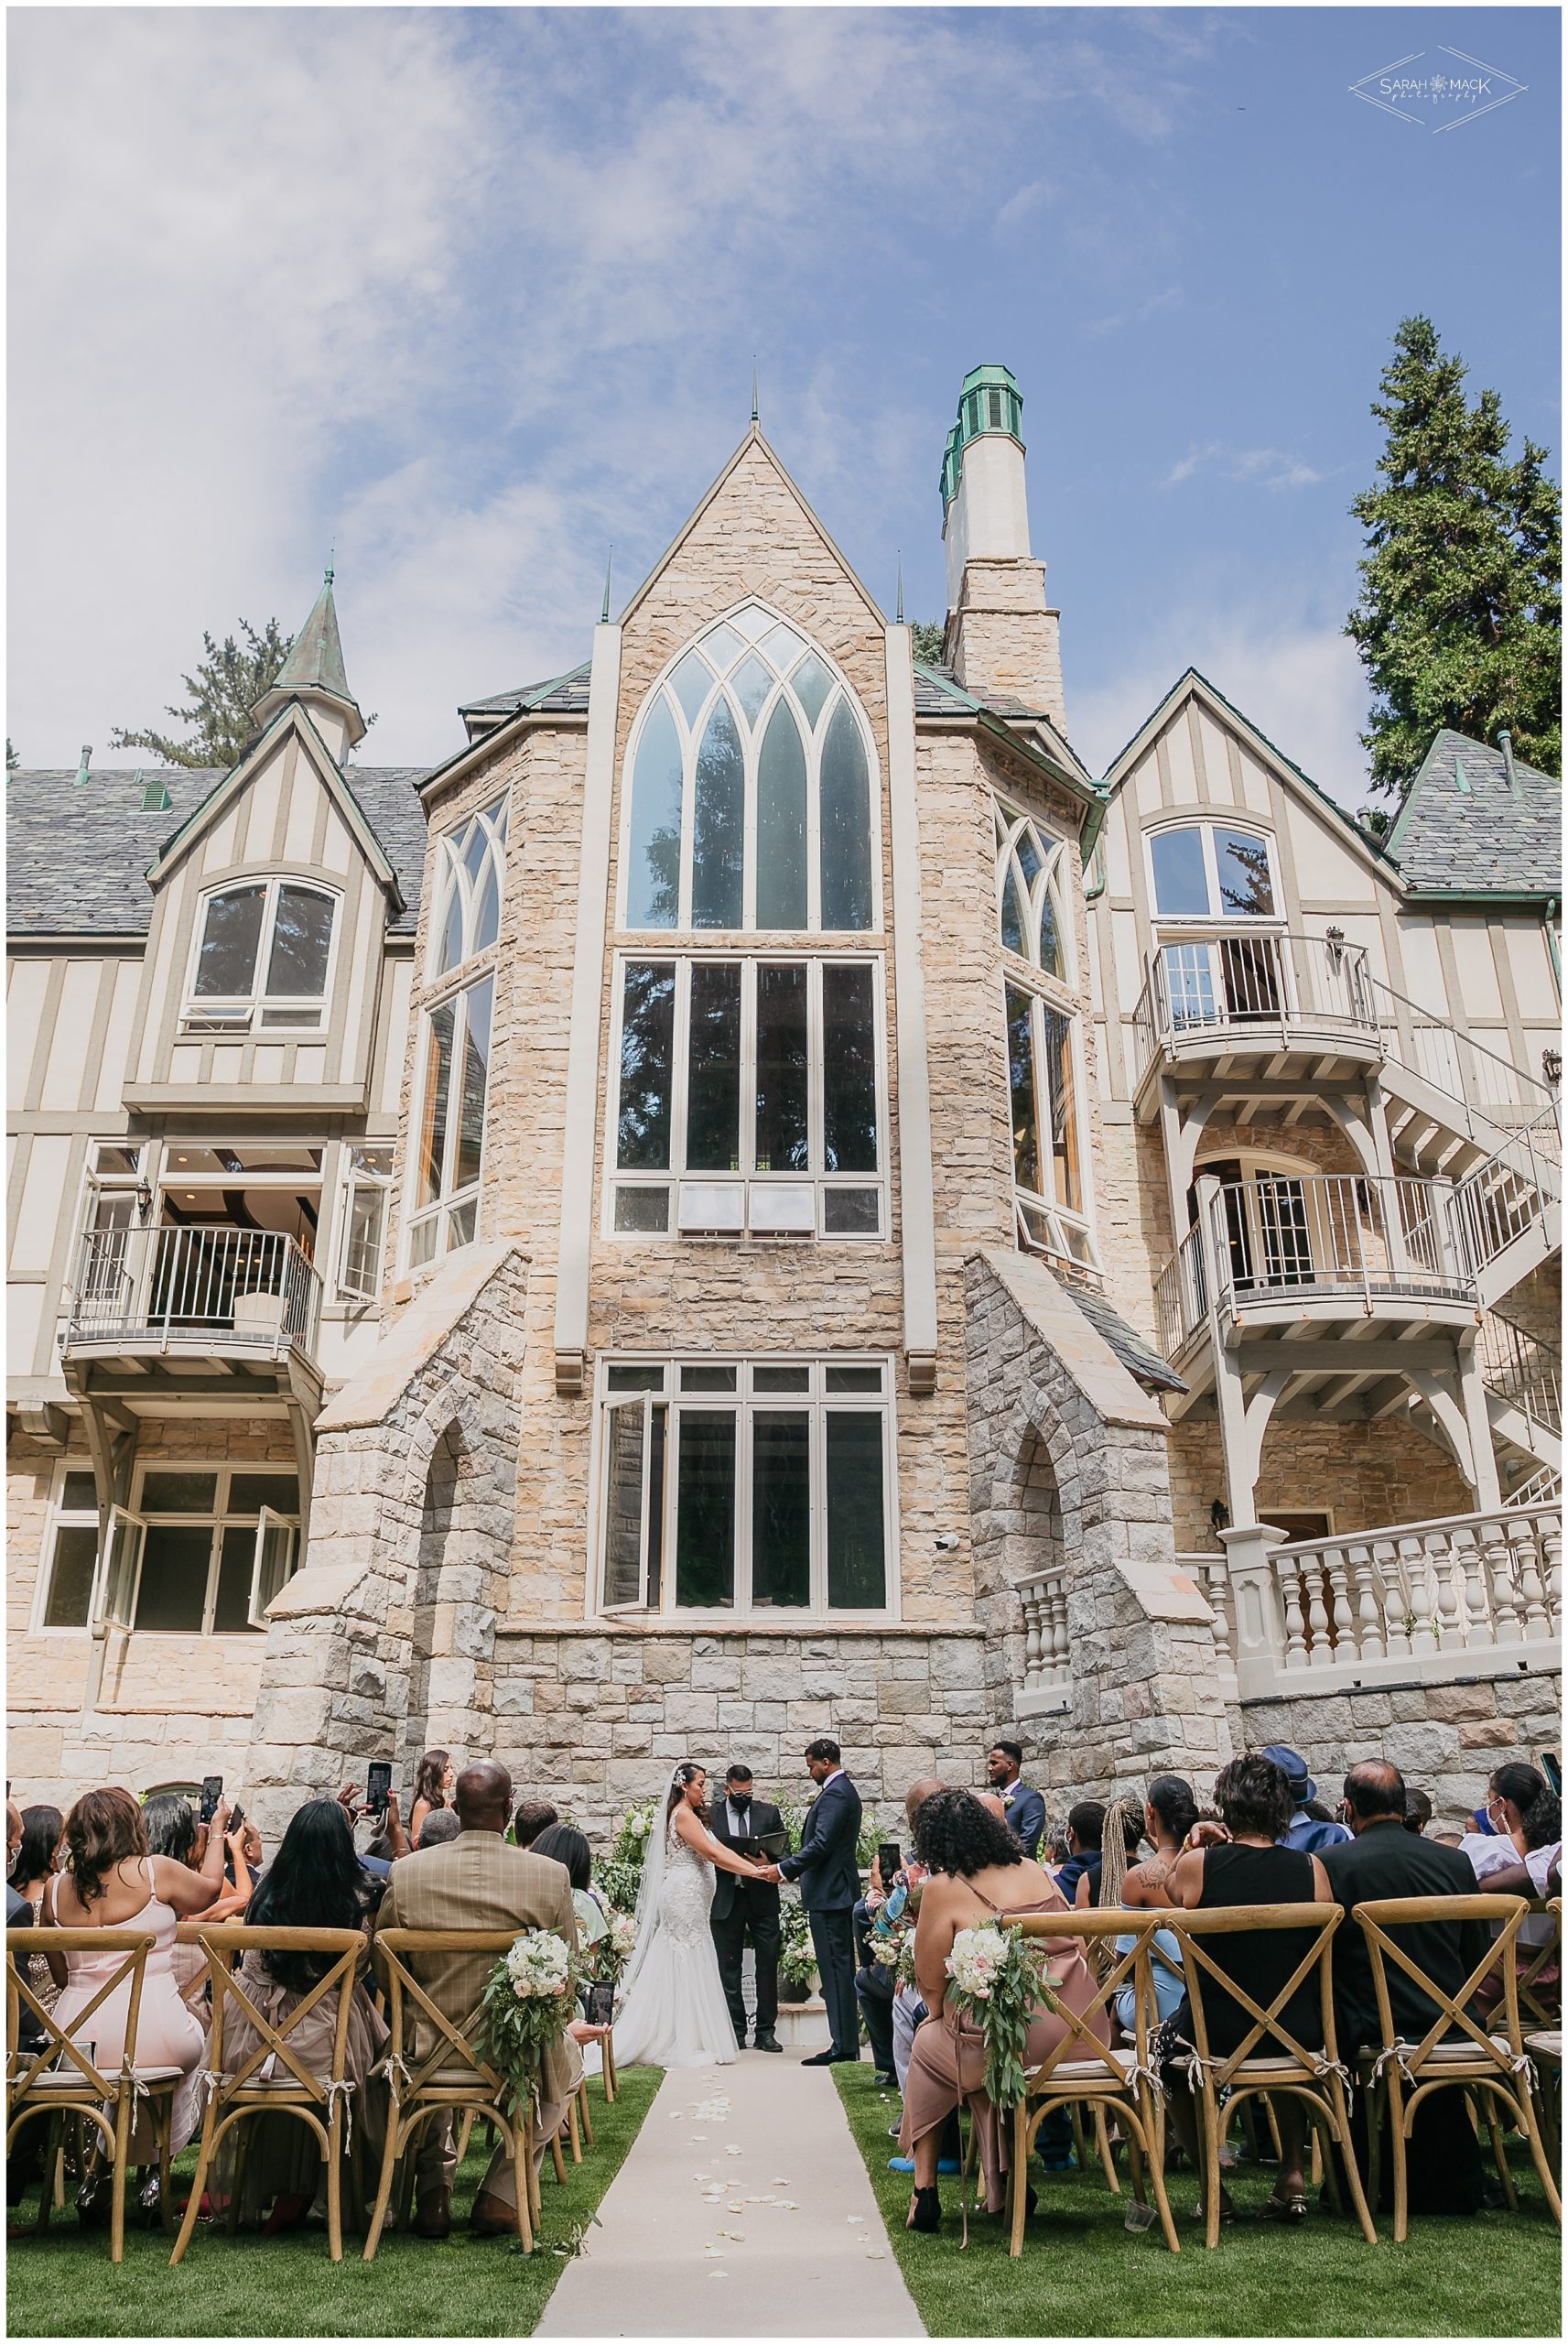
1162;441;1330;491
1071;610;1372;811
1080;283;1185;339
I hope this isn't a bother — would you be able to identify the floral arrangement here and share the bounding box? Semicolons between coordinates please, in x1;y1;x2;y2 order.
943;1923;1057;2114
777;1894;818;2001
474;1926;580;2111
595;1796;661;1916
594;1908;640;1988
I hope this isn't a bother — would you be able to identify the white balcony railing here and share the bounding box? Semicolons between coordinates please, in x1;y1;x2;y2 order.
1132;931;1378;1080
1365;975;1556;1135
1016;1565;1071;1717
1450;1104;1563;1280
1477;1311;1562;1441
1152;1172;1475;1355
66;1224;322;1360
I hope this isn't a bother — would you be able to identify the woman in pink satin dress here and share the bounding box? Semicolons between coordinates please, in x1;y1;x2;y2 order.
41;1785;230;2156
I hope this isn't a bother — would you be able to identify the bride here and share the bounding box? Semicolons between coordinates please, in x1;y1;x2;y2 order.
612;1761;770;2069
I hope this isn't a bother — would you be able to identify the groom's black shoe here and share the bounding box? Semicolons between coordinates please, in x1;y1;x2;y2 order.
753;2030;784;2054
801;2048;838;2066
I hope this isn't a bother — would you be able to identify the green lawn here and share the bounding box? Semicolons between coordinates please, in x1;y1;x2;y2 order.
5;2067;659;2339
833;2065;1562;2339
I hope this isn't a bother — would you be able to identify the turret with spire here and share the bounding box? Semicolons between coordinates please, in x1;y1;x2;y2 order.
252;562;366;763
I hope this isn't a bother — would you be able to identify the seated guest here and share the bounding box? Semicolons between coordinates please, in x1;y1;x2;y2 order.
378;1763;600;2239
513;1800;558;1850
213;1798;388;2234
531;1823;609;1950
41;1785;229;2161
1262;1743;1351;1852
985;1741;1045;1858
1074;1796;1143;1908
1054;1802;1104;1905
884;1779;944;2105
897;1788;1102;2230
408;1749;455;1849
414;1809;461;1850
1403;1788;1434;1836
1110;1776;1195;2030
142;1793;243;2002
1158;1752;1333;2224
1323;1760;1488;2213
860;1781;941;2095
11;1803;64;2014
1461;1763;1561;1893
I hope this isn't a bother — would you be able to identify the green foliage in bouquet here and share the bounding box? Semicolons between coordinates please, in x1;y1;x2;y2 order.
594;1796;661;1915
777;1895;818;2000
942;1923;1058;2115
473;1927;581;2112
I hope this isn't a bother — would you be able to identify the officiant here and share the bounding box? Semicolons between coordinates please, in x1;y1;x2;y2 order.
708;1765;789;2054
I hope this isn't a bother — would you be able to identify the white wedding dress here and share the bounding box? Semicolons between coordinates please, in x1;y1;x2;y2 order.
612;1812;740;2069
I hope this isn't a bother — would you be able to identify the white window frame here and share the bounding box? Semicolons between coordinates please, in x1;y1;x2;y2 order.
404;971;495;1272
248;1506;298;1627
427;793;510;983
587;1355;900;1624
1003;976;1098;1275
603;952;889;1243
1144;819;1281;927
994;797;1073;981
336;1143;395;1300
114;1466;302;1639
67;1141;147;1318
615;600;884;938
180;874;342;1033
89;1504;143;1633
29;1462;103;1635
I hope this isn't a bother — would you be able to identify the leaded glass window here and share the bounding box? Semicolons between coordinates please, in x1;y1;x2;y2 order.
428;795;509;978
622;605;878;933
994;800;1069;979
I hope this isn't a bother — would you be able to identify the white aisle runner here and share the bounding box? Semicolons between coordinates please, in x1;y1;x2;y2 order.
538;2051;924;2338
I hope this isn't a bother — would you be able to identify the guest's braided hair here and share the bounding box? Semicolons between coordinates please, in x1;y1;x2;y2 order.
1097;1795;1146;1910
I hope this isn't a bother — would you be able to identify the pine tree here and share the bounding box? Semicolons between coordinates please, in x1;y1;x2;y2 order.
109;618;294;770
5;739;17;773
909;619;946;665
1346;316;1561;798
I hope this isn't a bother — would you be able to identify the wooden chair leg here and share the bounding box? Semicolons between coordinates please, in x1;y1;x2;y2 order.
550;2126;568;2186
1139;2098;1182;2255
50;2122;66;2214
1366;2074;1383;2226
326;2104;343;2264
1326;2078;1378;2247
577;2079;594;2150
1202;2083;1224;2252
509;2117;535;2256
1483;2089;1519;2210
568;2096;582;2165
601;2036;617;2104
361;2111;406;2263
157;2097;176;2238
525;2111;542;2230
227;2122;250;2234
36;2115;62;2235
108;2091;133;2266
1263;2093;1283;2163
1511;2082;1563;2223
455;2108;475;2168
1094;2105;1120;2194
170;2091;222;2267
1389;2072;1411;2245
1009;2100;1030;2259
1069;2101;1088;2173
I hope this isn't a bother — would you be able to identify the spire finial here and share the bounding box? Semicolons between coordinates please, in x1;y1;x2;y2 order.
751;356;759;426
325;546;335;588
896;554;904;625
600;546;614;626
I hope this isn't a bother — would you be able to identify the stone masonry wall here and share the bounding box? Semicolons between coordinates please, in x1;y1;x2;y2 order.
1239;1666;1561;1835
962;1246;1234;1805
1166;1414;1474;1557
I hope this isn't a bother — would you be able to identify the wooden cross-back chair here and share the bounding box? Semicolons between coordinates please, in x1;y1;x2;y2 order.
1523;1899;1562;2167
1353;1894;1563;2241
1516;1898;1562;2034
1001;1909;1181;2256
363;1928;540;2262
5;1928;180;2264
1170;1903;1378;2251
168;1925;367;2265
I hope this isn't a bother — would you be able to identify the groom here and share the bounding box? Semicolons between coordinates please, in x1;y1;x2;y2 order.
762;1737;862;2067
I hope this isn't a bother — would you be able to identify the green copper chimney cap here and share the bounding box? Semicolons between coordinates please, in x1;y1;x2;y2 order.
940;364;1024;513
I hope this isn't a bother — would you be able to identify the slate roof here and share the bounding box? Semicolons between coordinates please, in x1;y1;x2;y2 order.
458;664;593;723
1385;730;1563;896
1065;1278;1188;1395
7;765;431;937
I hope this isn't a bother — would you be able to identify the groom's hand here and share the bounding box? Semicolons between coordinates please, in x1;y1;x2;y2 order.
756;1862;783;1883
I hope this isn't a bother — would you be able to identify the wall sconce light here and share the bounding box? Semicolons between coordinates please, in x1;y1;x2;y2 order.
135;1180;154;1220
1209;1497;1230;1536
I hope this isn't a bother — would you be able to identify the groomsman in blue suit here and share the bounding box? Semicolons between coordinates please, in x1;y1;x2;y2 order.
987;1738;1045;1858
760;1737;862;2065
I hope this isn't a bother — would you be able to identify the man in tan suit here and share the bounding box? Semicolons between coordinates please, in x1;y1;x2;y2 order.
378;1759;587;2238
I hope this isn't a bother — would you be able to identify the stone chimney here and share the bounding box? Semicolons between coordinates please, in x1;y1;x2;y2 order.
940;364;1064;727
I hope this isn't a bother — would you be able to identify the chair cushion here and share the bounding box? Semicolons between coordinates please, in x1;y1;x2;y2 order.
1525;2031;1563;2062
1029;2048;1136;2085
16;2065;182;2093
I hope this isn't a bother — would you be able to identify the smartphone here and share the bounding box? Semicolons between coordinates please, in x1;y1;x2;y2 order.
366;1762;393;1816
878;1841;902;1883
1541;1752;1562;1796
200;1775;222;1824
583;1980;616;2027
227;1803;245;1837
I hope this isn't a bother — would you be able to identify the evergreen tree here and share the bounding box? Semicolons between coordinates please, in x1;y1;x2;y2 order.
110;617;294;770
5;738;16;773
909;619;946;665
1346;316;1561;798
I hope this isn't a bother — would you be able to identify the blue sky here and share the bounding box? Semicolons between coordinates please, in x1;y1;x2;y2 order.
8;8;1560;803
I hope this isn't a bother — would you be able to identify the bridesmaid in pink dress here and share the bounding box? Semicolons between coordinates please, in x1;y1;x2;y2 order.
41;1785;230;2155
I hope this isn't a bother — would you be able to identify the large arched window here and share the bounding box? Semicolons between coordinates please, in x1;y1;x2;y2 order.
995;799;1069;980
622;606;878;934
428;794;509;979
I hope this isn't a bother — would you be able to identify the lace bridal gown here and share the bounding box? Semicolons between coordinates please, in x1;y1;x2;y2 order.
612;1816;740;2069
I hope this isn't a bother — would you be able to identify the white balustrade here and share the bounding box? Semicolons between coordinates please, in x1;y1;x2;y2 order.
1015;1566;1071;1718
66;1222;322;1360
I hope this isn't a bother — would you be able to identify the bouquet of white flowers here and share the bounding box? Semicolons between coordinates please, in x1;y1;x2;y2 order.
474;1926;580;2111
946;1924;1005;2002
597;1908;640;1989
943;1922;1055;2113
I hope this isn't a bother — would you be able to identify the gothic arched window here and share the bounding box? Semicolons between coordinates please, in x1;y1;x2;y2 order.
994;799;1068;979
428;794;509;979
622;607;878;934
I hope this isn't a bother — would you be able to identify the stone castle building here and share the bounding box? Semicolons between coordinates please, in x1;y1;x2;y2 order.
7;365;1562;1836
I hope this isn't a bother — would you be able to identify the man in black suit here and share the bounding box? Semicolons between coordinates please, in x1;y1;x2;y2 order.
708;1764;787;2055
762;1737;862;2067
1322;1758;1490;2214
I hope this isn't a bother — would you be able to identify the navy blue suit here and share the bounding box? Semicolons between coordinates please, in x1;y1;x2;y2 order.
1000;1780;1046;1860
780;1772;862;2056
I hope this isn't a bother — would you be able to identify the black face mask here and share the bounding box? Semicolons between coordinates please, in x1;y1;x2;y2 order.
728;1791;752;1813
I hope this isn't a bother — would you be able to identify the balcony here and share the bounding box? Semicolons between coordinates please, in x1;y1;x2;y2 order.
62;1224;324;1416
1131;931;1381;1106
1153;1171;1477;1368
